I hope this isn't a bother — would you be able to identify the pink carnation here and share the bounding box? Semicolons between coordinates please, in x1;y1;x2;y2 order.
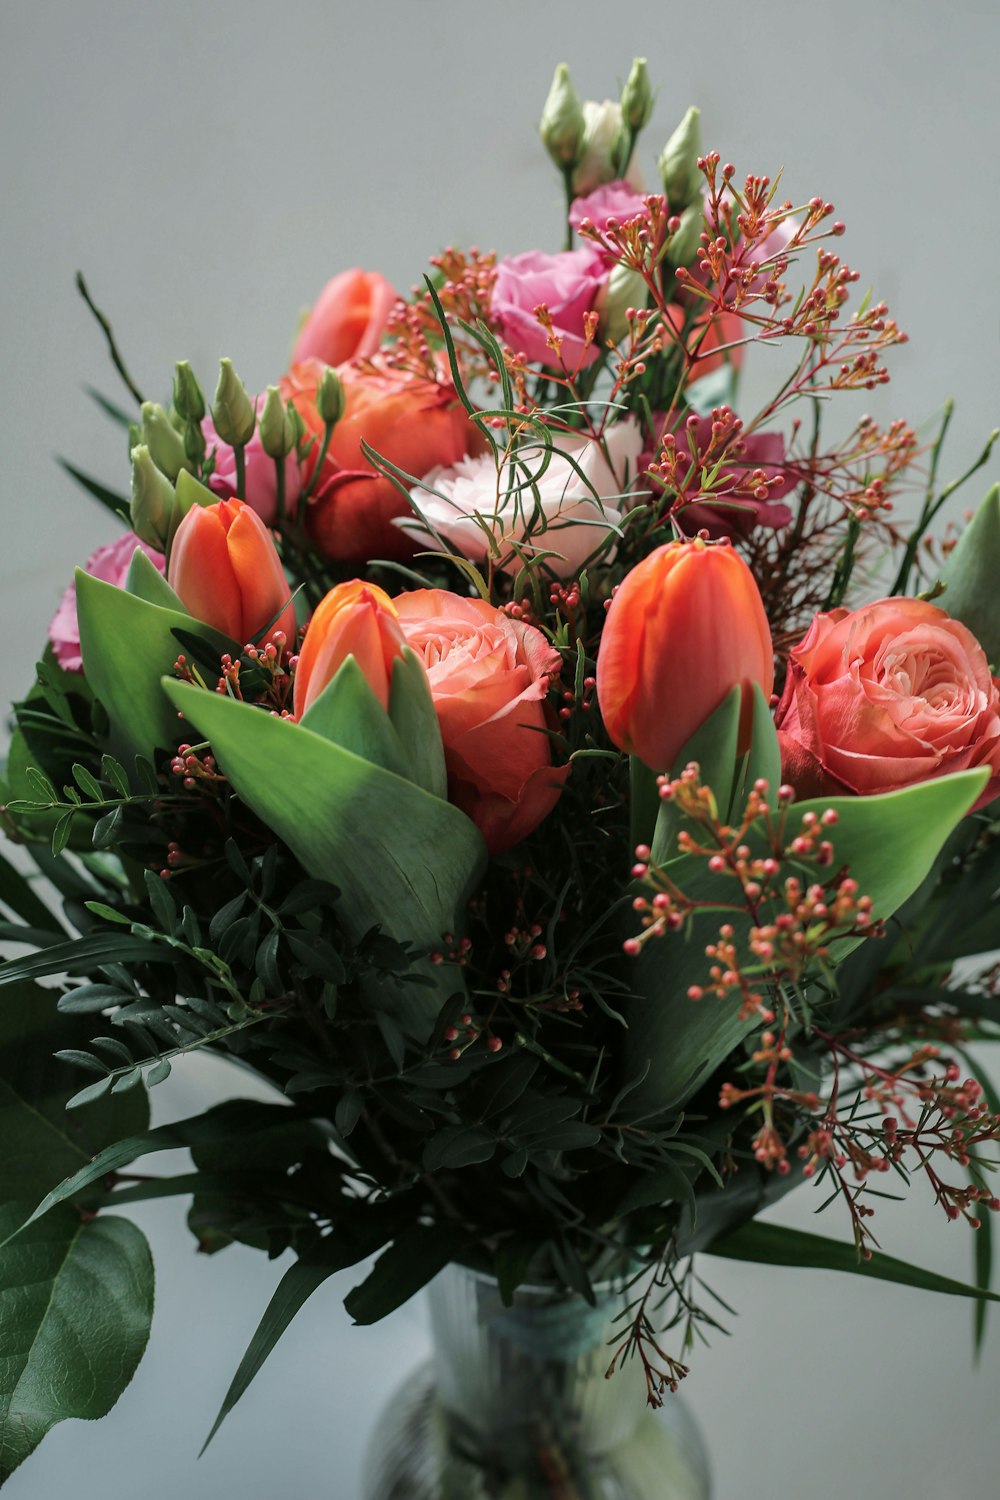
49;534;165;673
203;408;302;526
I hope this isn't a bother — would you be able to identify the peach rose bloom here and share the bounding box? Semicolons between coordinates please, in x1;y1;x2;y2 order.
395;589;570;852
775;597;1000;809
281;358;478;562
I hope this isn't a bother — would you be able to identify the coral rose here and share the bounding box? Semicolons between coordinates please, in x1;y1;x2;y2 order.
775;598;1000;809
281;358;478;562
394;589;569;852
291;268;398;367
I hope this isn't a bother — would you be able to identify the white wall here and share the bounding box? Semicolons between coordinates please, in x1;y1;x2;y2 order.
2;2;999;1496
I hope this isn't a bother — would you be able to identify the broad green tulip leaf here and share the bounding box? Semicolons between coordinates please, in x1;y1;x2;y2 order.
163;680;486;1031
0;849;62;932
650;686;741;865
124;545;184;611
344;1222;467;1325
0;981;149;1206
0;1203;153;1484
0;933;171;989
388;649;447;800
625;768;988;1116
732;680;782;814
704;1218;1000;1304
938;483;1000;667
76;571;232;763
301;656;409;779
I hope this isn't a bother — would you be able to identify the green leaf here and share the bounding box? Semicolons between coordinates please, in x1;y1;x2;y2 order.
124;546;185;611
300;656;409;779
0;932;169;988
0;849;62;932
56;459;129;520
626;768;989;1116
954;1045;1000;1354
162;680;486;1034
344;1223;465;1325
0;982;148;1206
422;1124;496;1171
705;1218;1000;1304
0;1203;153;1483
732;681;782;814
650;686;741;865
75;570;232;763
938;483;1000;667
388;649;447;799
18;1100;301;1229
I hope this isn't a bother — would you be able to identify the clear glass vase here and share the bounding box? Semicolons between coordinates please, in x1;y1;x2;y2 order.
362;1263;711;1499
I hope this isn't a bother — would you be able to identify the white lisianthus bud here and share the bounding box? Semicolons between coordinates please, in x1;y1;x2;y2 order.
573;100;643;196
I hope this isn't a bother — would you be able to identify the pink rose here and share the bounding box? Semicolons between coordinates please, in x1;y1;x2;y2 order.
569;180;650;245
491;247;608;370
775;597;1000;810
291;268;398;367
394;589;570;852
49;534;165;673
202;407;302;527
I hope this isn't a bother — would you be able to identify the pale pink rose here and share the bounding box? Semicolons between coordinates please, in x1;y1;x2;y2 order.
291;268;398;367
402;418;643;578
569;180;650;243
775;598;1000;810
50;534;165;672
203;408;302;526
394;588;570;852
491;247;609;369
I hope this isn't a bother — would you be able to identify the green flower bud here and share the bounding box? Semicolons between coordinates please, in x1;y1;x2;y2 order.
658;105;703;212
539;63;586;170
173;360;206;423
140;401;191;482
212;358;256;447
130;444;176;548
317;365;346;427
258;384;296;460
666;199;705;269
600;264;648;346
620;57;653;133
286;400;308;452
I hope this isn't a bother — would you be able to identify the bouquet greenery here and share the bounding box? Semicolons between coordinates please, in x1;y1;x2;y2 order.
2;56;999;1484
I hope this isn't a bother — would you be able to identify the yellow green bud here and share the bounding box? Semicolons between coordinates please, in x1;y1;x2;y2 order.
600;264;648;345
658;105;703;212
666;199;705;269
173;360;206;423
620;58;654;133
540;63;586;170
259;384;296;459
130;444;176;548
317;366;346;427
140;401;191;482
212;359;256;447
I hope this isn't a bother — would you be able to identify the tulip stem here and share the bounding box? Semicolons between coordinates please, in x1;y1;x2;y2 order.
234;444;247;502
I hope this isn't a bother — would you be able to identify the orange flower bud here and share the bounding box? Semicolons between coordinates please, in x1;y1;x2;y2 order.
596;539;774;770
168;498;296;648
293;580;407;719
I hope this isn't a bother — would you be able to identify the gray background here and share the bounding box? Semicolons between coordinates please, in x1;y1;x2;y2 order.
3;1;1000;1496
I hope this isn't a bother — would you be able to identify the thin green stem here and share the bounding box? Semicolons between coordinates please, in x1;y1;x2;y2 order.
75;271;145;407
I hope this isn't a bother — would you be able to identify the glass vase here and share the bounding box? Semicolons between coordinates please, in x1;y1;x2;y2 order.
362;1262;711;1499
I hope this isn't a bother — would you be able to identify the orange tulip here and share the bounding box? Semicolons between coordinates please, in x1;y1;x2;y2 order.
168;498;296;648
596;539;774;771
293;580;407;719
291;268;398;367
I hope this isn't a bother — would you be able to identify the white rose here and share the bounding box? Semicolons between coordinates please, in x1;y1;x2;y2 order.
402;418;644;579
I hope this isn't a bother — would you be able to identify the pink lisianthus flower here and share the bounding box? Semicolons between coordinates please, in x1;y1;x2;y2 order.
638;412;794;539
569;180;650;245
491;246;608;370
202;408;302;526
49;534;165;673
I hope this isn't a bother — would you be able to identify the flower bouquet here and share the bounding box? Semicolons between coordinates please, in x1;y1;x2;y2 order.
2;56;999;1497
